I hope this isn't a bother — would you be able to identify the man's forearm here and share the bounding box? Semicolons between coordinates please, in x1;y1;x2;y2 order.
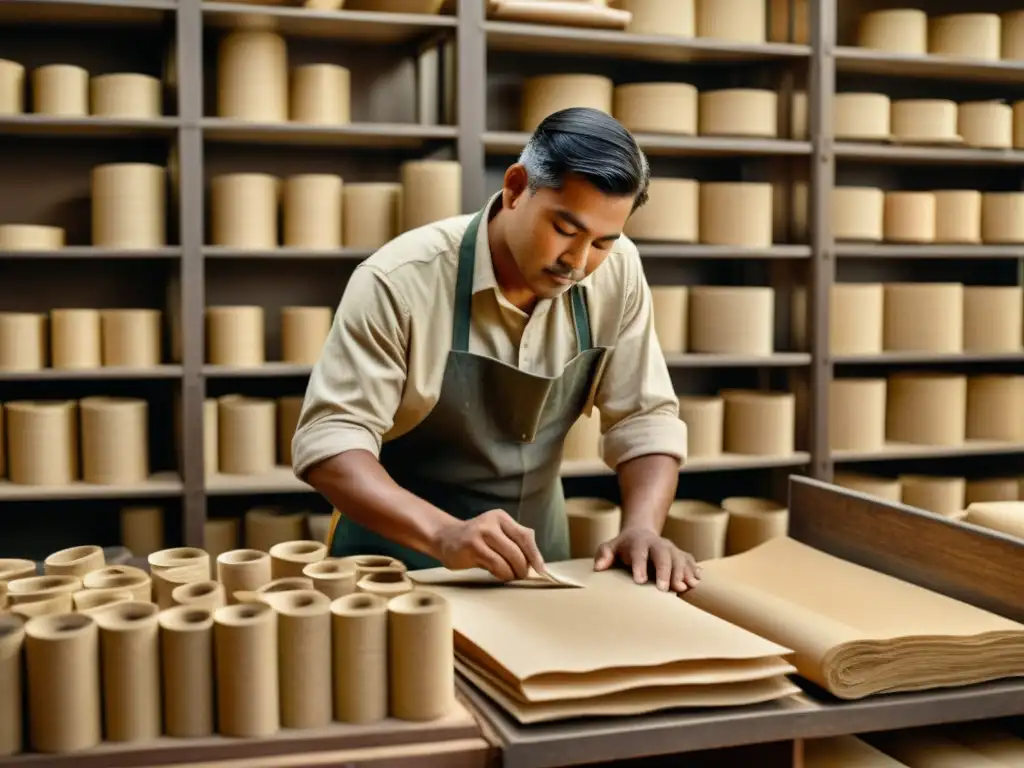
305;449;459;559
615;453;680;533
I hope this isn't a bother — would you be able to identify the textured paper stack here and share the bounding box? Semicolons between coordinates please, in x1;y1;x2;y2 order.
409;559;798;723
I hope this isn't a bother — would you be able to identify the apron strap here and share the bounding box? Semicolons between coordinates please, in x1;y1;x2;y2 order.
570;284;592;352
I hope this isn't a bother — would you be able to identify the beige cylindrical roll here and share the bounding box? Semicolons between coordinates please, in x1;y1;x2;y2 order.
958;101;1012;149
80;396;148;485
520;74;614;133
613;83;697;135
699;183;772;247
723;390;794;456
623;178;698;242
90;73;161;118
933;190;982;244
833;472;902;502
965;477;1019;504
269;540;327;580
207;306;265;367
281;306;332;364
967;375;1023;442
0;312;47;371
695;0;764;43
219;396;275;475
677;396;723;458
965;501;1024;537
830;378;886;453
900;475;966;516
698;89;777;137
92;163;166;249
25;613;102;753
565;498;621;559
619;0;694;37
337;555;407;581
331;592;388;723
83;565;152;603
204;518;239;561
832;187;884;242
43;546;104;579
32;64;88;116
214;603;280;737
73;589;131;614
357;571;414;599
650;287;687;353
94;602;161;742
563;408;601;462
981;192;1024;243
887;373;967;446
0;559;37;585
239;577;313;604
891;100;960;145
277;395;303;466
0;616;23;756
217;30;288;122
303;559;357;600
5;400;77;486
388;591;453;721
245;507;306;552
282;175;343;249
789;91;807;139
0;224;64;251
150;548;211;609
1003;11;1024;59
159;606;215;738
210;173;279;249
6;575;80;607
722;497;788;556
831;283;884;355
929;13;1000;60
290;64;350;125
100;309;161;367
688;286;774;355
49;308;101;369
662;500;728;561
883;192;936;243
401;160;461;231
172;581;226;611
217;549;273;605
342;182;401;249
204;398;218;476
963;287;1023;352
883;283;963;353
0;59;25;115
857;9;927;54
834;93;890;141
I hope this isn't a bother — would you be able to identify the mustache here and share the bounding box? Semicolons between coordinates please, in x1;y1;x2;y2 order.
546;265;585;281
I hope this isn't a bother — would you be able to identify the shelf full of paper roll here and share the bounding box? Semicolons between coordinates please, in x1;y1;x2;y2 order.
853;9;1024;62
649;285;778;356
207;160;461;251
204;394;303;478
0;543;455;758
205;305;333;367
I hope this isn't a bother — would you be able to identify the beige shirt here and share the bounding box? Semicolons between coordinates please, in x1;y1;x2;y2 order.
291;194;687;479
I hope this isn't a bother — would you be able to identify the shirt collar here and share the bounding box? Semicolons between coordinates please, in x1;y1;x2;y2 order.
471;191;504;296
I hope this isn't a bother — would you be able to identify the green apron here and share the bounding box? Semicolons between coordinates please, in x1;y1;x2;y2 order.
328;207;609;569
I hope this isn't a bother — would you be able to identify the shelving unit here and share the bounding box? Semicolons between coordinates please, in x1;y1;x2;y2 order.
1;0;1022;557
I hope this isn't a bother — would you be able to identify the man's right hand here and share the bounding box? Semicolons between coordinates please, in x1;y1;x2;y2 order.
431;509;547;581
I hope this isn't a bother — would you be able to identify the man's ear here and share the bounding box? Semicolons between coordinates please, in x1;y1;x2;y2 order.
502;164;529;209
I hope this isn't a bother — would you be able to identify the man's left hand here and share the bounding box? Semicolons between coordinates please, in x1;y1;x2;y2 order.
593;528;701;593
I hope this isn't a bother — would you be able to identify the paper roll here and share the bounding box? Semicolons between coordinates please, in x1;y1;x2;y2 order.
357;570;414;599
624;178;698;242
565;498;621;558
677;396;723;457
933;190;981;244
172;580;226;610
722;390;795;456
303;559;357;599
699;183;772;247
891;100;960;145
92;163;166;249
563;407;601;462
7;575;80;606
967;375;1023;442
613;83;697;135
0;224;64;251
929;13;1000;60
94;602;161;742
290;64;350;125
219;396;276;475
80;396;149;484
83;565;152;602
662;500;728;561
884;192;936;243
883;283;963;353
263;590;333;728
101;309;161;367
831;283;883;355
401;160;461;231
43;546;104;579
214;603;280;737
619;0;693;36
0;312;47;370
73;589;131;613
339;554;408;580
388;591;454;720
834;93;890;141
650;286;687;353
32;64;88;116
342;182;402;248
722;497;788;555
965;501;1024;537
1003;11;1024;59
833;473;902;502
281;306;332;364
965;478;1020;504
245;507;306;551
857;9;927;54
688;286;774;355
829;379;886;452
981;192;1024;243
900;475;966;516
159;606;215;738
277;395;303;466
207;306;265;366
963;287;1023;352
887;373;967;446
90;73;161;118
204;398;219;476
331;592;389;723
520;74;614;133
204;518;240;560
240;577;313;603
217;30;288;122
958;101;1012;148
25;613;102;753
0;559;37;585
5;400;77;486
0;616;24;757
0;59;25;115
150;548;211;609
210;173;279;249
270;540;327;579
833;187;884;241
695;0;764;42
50;308;101;369
698;89;777;137
217;549;273;605
283;175;343;249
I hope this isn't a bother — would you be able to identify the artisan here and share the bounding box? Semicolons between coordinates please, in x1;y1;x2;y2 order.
291;107;700;594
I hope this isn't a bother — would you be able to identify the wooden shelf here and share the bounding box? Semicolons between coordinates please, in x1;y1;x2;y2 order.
834;244;1024;259
561;453;811;478
835;141;1024;165
0;247;182;260
206;466;311;495
663;353;811;367
203;363;314;378
0;115;180;139
203;246;372;260
639;244;812;259
0;472;183;502
203;119;458;148
835;46;1024;83
484;130;809;157
0;0;174;25
0;365;182;381
834;352;1024;365
832;441;1024;463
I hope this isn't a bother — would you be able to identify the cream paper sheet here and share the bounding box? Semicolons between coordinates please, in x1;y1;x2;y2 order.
804;735;907;767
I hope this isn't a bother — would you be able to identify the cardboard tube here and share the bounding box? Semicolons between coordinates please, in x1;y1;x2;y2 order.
967;375;1023;442
722;497;788;555
834;94;890;142
833;472;901;502
269;540;327;579
662;500;728;561
722;390;795;456
0;224;64;250
613;83;697;135
0;616;24;757
857;9;927;54
91;163;166;249
831;283;883;355
901;475;966;516
159;606;215;738
833;187;884;241
50;309;101;369
965;478;1019;504
695;0;764;42
565;498;621;558
933;190;981;244
204;518;240;560
90;73;161;118
357;570;414;599
204;398;219;475
929;13;1000;60
32;64;88;116
25;613;102;753
0;312;47;370
0;559;37;585
43;545;104;579
283;175;343;249
219;396;276;474
829;378;886;452
245;507;306;551
303;559;357;600
7;575;80;607
217;549;273;605
982;192;1024;243
342;183;401;248
521;74;614;132
331;592;388;723
277;395;303;466
172;580;226;610
388;590;454;720
401;160;461;231
884;192;936;243
698;89;777;137
214;603;280;737
149;548;211;609
238;577;313;605
0;59;25;115
83;565;152;603
95;602;161;742
210;174;279;249
291;64;350;125
281;306;332;364
650;287;688;353
965;501;1024;537
72;589;131;613
338;555;408;580
958;102;1012;149
624;178;698;242
101;309;161;367
80;396;149;484
963;287;1023;352
217;30;288;122
887;373;967;446
207;306;265;366
618;0;693;36
677;396;723;457
883;283;963;353
5;400;77;486
699;183;772;247
688;286;774;355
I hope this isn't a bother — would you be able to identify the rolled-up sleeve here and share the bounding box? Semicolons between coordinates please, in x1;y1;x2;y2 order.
596;249;687;469
291;265;410;479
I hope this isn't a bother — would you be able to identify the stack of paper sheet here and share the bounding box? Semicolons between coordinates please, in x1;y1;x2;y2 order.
408;559;799;724
683;537;1024;700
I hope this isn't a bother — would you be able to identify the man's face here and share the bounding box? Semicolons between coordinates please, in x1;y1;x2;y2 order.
500;166;635;300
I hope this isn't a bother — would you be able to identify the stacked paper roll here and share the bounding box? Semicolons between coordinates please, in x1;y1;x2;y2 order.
90;74;161;119
215;603;280;736
0;313;47;370
901;475;966;516
150;548;211;610
217;31;288;122
981;192;1024;242
721;497;788;556
219;396;276;475
269;540;327;580
967;375;1023;442
32;64;88;116
282;175;343;249
331;593;388;723
722;390;795;456
833;473;902;502
565;498;621;558
207;306;265;366
834;94;890;141
613;83;696;135
688;286;774;355
887;373;967;446
245;507;306;552
92;163;166;249
50;309;101;370
1006;11;1024;59
210;174;279;249
623;178;697;242
618;0;693;37
343;183;402;248
304;559;357;600
959;102;1012;148
677;396;723;457
698;89;777;137
965;477;1020;504
280;306;332;364
699;183;771;247
857;9;927;54
101;309;162;367
159;606;215;738
96;602;162;742
217;550;273;605
80;397;148;485
520;74;613;132
834;187;884;241
401;160;461;231
277;396;303;466
5;400;78;486
830;379;886;452
883;192;935;243
662;500;728;561
562;408;601;462
44;546;104;579
891;100;960;145
388;591;454;721
963;287;1023;352
929;14;1000;60
650;287;687;353
0;59;25;115
0;224;65;251
290;64;350;125
695;0;764;43
933;191;981;244
883;283;963;353
0;616;23;756
831;283;884;355
357;570;414;599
